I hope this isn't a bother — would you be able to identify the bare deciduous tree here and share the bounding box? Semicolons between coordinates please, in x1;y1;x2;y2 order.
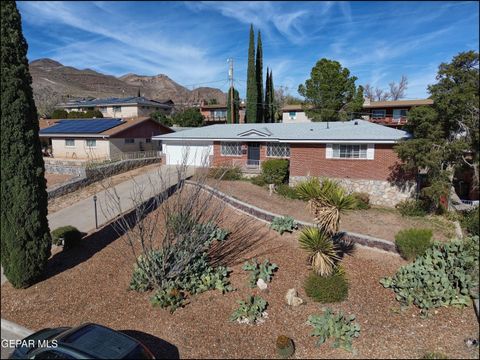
364;75;408;101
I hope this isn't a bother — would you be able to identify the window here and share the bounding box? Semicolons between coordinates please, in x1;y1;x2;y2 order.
267;143;290;157
125;138;135;144
65;139;75;147
289;111;296;120
332;144;368;159
113;106;122;112
393;109;408;121
86;139;96;147
372;109;386;119
221;142;242;156
145;138;152;143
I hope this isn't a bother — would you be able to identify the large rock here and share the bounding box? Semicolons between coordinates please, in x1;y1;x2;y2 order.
285;288;303;307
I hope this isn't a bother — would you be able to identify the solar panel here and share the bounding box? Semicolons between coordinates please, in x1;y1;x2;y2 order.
40;119;124;134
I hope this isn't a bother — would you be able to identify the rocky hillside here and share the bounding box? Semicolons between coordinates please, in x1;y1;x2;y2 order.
30;58;226;115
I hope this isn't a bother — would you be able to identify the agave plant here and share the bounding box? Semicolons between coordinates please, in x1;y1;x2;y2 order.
298;226;340;276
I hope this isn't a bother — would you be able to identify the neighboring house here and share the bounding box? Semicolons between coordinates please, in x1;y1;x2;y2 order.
153;120;414;206
39;117;172;160
199;101;246;124
58;96;174;118
361;98;434;127
281;98;434;127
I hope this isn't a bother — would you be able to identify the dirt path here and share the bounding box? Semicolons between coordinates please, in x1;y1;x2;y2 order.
208;179;456;242
45;173;74;188
48;163;161;214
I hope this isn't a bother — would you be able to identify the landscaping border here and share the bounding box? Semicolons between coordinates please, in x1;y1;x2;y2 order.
186;180;399;254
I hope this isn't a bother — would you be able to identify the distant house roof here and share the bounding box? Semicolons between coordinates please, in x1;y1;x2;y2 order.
58;96;174;109
153;120;410;144
39;117;171;138
363;99;434;108
281;104;309;112
200;104;245;110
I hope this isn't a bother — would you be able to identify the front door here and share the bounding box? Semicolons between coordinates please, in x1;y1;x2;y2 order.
247;143;260;167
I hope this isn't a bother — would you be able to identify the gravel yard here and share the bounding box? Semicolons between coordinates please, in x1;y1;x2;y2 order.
44;173;74;188
1;199;477;359
208;179;456;242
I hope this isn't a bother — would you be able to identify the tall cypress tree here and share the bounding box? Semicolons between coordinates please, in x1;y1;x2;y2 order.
245;24;257;123
1;0;52;288
264;68;271;123
270;69;276;122
226;86;240;124
255;30;264;123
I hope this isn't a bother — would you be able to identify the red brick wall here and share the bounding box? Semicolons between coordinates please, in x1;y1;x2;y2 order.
212;142;269;166
110;119;172;138
290;143;401;181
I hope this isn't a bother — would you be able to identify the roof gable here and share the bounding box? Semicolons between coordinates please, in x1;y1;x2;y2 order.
237;128;273;137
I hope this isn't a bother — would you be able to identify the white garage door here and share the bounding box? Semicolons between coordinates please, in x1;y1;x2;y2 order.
163;140;213;166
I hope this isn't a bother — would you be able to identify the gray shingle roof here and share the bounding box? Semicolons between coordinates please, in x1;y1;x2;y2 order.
59;96;172;108
153;120;410;143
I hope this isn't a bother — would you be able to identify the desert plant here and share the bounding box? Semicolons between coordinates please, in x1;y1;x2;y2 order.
304;267;349;303
308;308;361;352
381;236;479;316
352;192;370;210
208;166;242;181
276;335;295;358
209;226;230;242
230;295;268;325
276;184;302;200
51;226;82;248
461;207;479;236
395;199;428;217
261;159;289;185
395;228;433;260
421;352;449;359
270;216;297;235
242;258;278;287
298;227;340;276
295;177;324;201
150;287;186;314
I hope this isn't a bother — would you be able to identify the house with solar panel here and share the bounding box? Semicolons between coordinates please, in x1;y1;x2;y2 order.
57;96;174;118
40;117;172;161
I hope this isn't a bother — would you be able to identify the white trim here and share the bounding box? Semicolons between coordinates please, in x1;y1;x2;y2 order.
367;143;375;159
153;137;401;144
325;143;333;158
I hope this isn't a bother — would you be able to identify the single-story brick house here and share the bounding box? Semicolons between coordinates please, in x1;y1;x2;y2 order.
153;120;415;206
40;117;172;161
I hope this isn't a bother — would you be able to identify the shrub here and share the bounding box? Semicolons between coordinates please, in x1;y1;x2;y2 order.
461;207;479;236
307;308;360;352
276;184;301;200
352;192;370;210
395;228;433;260
380;236;479;316
50;108;68;119
51;226;82;248
276;335;295;359
395;199;427;217
298;227;340;276
304;267;349;303
270;216;297;235
422;352;449;359
261;159;289;185
242;258;278;287
249;175;267;187
150;287;186;314
208;166;242;181
230;295;268;325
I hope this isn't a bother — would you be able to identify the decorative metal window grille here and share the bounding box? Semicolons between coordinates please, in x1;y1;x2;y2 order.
267;143;290;157
332;144;367;159
221;142;242;156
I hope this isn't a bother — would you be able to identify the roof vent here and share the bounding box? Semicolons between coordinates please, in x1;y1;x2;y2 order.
310;128;313;131
354;120;358;125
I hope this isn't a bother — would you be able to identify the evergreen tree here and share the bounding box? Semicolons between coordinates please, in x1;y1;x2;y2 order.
270;70;276;122
255;30;264;123
245;24;257;123
264;68;271;123
1;0;52;288
227;86;240;124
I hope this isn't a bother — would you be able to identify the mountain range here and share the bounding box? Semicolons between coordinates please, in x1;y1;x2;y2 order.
29;58;226;115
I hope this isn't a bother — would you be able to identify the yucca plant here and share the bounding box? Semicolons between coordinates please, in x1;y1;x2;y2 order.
298;227;340;276
295;177;324;201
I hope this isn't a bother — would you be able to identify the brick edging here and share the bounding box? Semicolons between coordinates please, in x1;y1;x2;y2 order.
186;180;399;254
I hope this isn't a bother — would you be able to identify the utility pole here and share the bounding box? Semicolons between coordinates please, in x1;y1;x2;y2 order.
228;58;234;124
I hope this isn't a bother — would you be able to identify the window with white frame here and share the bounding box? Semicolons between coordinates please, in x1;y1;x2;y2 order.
332;144;368;159
125;138;135;144
65;139;75;147
371;109;386;119
86;139;96;147
220;142;242;156
267;143;290;157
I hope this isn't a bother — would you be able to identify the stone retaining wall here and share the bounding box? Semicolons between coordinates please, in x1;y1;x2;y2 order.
186;180;398;254
47;158;160;200
290;176;416;207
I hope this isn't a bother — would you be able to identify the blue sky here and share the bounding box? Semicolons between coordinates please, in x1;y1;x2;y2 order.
18;1;479;99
